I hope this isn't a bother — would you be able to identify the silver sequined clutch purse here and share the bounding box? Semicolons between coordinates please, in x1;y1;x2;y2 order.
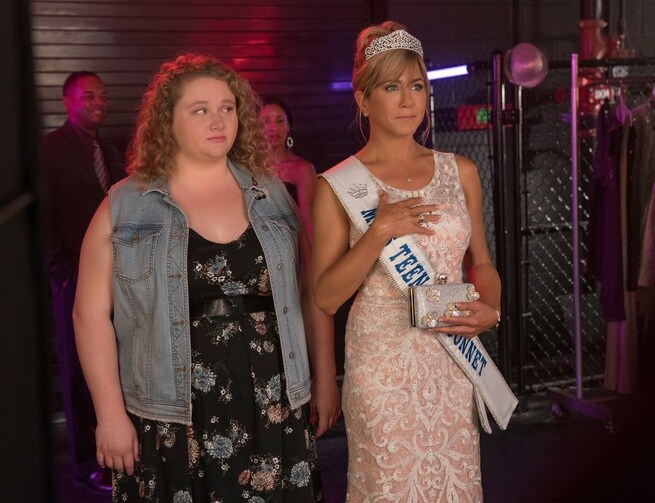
409;275;480;329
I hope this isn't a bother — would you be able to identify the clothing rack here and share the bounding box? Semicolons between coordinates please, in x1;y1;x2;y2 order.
547;54;655;431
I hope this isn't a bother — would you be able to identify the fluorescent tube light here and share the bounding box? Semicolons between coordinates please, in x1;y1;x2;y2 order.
427;65;469;80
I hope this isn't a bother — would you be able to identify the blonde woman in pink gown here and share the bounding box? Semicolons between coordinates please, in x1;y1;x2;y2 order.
312;21;501;502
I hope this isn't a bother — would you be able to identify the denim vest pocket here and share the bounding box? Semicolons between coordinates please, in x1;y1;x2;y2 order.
111;223;163;282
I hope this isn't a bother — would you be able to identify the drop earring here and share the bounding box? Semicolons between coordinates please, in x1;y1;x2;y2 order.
286;135;294;149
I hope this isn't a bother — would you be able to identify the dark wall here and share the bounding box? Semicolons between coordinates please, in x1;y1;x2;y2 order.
30;0;655;171
390;0;654;67
389;0;654;67
2;1;52;501
31;0;369;172
31;0;655;170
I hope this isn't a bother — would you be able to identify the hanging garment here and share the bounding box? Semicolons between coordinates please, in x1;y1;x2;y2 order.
637;181;655;383
604;106;638;394
634;97;655;381
633;100;655;286
587;100;626;322
626;102;655;288
639;182;655;287
604;294;638;393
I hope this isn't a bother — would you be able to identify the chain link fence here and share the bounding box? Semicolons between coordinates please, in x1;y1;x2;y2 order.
430;68;500;365
430;59;655;397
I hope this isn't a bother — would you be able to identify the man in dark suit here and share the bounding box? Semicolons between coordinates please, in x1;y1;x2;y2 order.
41;71;125;493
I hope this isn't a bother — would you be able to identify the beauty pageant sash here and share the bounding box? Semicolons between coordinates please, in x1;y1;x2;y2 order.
321;155;518;433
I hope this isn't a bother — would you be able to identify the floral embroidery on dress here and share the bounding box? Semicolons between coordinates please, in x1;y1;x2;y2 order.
207;320;241;345
192;230;271;297
343;152;481;502
289;461;312;487
192;361;217;393
172;490;192;503
193;253;247;294
251;374;293;427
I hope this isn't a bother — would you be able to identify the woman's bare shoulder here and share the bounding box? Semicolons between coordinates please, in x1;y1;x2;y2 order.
283;155;317;183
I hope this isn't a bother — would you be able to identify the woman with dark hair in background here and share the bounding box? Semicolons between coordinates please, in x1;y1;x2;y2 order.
259;97;319;238
259;97;338;422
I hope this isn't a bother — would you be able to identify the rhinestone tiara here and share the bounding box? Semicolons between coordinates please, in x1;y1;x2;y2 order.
364;29;424;60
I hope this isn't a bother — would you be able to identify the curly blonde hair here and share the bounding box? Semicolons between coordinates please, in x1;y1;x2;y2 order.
126;53;272;179
352;21;430;143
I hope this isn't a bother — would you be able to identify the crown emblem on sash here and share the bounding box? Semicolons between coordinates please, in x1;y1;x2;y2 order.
347;183;368;198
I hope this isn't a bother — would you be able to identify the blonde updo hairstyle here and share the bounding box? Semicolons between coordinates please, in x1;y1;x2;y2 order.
126;53;273;180
352;21;430;143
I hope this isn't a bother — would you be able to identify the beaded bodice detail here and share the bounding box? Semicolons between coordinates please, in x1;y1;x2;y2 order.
349;150;472;305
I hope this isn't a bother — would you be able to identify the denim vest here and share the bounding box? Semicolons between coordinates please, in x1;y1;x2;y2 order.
108;160;311;425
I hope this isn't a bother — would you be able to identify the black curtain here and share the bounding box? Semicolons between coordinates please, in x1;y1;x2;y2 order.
0;1;52;501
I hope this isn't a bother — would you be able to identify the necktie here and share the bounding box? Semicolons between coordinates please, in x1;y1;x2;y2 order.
92;140;110;192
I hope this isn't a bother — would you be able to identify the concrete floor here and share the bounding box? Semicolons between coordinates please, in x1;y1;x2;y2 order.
52;388;655;502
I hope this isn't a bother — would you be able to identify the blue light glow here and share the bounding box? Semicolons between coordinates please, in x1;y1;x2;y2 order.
426;65;469;80
331;81;353;91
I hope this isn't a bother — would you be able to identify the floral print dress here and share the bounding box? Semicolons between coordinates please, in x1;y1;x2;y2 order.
114;225;323;503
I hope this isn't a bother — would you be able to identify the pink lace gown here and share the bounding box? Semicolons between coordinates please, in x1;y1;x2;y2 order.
342;151;483;502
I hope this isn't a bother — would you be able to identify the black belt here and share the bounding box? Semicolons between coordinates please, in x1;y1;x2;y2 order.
190;295;274;321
